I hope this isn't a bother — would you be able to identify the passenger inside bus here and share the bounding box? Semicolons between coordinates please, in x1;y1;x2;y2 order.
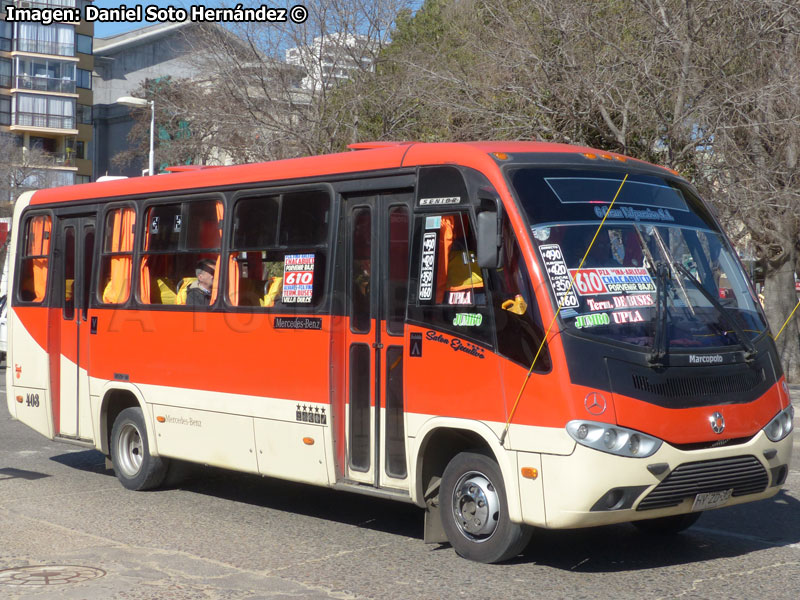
185;259;216;306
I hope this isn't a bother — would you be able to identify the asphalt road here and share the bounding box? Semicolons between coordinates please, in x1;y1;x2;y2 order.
1;370;799;599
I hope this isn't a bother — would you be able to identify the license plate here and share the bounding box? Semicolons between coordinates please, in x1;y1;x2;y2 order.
692;488;733;511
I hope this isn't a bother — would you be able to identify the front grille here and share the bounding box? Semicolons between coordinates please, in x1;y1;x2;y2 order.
637;455;768;511
631;369;765;399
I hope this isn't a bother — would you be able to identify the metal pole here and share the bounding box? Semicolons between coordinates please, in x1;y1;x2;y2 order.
149;100;155;176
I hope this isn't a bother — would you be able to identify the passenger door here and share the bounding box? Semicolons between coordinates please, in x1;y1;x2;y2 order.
57;216;95;440
340;192;412;489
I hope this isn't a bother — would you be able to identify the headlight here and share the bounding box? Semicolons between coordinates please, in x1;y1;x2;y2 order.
566;421;662;458
763;405;794;442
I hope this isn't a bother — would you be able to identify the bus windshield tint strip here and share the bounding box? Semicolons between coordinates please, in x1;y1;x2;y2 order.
544;178;689;212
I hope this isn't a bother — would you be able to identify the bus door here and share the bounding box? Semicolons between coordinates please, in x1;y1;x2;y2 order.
341;193;412;489
56;216;95;441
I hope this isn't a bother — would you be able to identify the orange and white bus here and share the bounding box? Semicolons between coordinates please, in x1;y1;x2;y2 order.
5;141;794;563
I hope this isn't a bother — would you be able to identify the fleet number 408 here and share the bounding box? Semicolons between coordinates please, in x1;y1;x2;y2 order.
26;393;40;407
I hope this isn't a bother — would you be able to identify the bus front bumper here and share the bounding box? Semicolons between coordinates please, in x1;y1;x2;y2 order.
520;430;792;529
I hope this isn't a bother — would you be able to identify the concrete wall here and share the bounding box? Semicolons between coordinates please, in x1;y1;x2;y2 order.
93;26;202;179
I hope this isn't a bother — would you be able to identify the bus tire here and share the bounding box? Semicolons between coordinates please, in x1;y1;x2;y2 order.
110;407;168;491
632;511;702;535
440;452;532;563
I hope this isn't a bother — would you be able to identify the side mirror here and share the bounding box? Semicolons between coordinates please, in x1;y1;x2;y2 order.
477;211;501;269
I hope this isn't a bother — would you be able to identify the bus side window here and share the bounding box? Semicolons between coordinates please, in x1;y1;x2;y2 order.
488;215;550;371
18;214;52;303
139;199;223;306
411;211;493;345
98;207;135;304
228;189;330;309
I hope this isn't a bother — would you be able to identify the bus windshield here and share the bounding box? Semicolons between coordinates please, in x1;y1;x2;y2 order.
509;168;768;350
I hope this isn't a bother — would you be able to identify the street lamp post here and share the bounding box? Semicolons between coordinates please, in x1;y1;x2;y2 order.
116;95;155;176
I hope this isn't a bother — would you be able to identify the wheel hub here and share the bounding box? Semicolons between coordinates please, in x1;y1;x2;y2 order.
452;472;500;540
117;423;143;478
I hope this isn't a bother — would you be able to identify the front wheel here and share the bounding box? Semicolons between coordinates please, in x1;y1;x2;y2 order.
110;407;168;491
632;511;702;534
440;452;532;563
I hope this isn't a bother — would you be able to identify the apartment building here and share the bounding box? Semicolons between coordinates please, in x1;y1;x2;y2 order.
1;0;93;197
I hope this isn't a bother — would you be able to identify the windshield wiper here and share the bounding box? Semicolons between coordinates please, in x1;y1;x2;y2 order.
673;262;758;362
649;262;670;367
632;226;670;367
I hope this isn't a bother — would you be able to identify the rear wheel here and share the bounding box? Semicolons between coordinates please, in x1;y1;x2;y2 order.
440;452;532;563
110;407;168;491
633;511;702;534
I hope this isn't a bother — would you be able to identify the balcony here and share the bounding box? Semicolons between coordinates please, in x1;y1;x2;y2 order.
15;39;75;58
13;111;75;130
40;151;76;167
15;74;76;94
0;73;10;88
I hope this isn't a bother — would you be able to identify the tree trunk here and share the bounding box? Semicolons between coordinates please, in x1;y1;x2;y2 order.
762;254;800;382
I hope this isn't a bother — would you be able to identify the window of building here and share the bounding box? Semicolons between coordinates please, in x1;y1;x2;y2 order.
0;97;11;126
76;34;92;55
30;136;57;153
21;169;74;188
139;198;224;306
16;57;75;93
228;189;331;309
16;23;75;57
0;58;10;88
74;140;86;160
15;94;75;129
18;215;52;303
98;207;136;304
75;174;91;185
76;68;91;90
77;103;92;124
0;21;10;52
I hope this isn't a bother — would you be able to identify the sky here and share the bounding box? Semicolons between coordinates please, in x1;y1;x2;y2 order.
92;1;235;38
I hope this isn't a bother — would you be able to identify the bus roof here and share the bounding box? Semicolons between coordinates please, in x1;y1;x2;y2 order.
30;141;662;206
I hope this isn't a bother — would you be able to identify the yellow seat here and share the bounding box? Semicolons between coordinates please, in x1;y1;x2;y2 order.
155;277;177;305
446;250;483;290
260;276;283;307
175;277;196;305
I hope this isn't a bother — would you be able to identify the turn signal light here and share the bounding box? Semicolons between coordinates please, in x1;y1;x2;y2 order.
491;152;509;160
521;467;538;479
16;396;23;404
156;416;165;423
303;437;315;445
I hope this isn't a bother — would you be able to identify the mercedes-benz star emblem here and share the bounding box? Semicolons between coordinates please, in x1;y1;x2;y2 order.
584;392;607;416
709;411;725;434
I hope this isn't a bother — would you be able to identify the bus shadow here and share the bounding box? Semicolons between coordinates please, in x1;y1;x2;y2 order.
50;449;424;539
514;490;800;571
50;448;111;475
173;462;425;540
51;449;800;570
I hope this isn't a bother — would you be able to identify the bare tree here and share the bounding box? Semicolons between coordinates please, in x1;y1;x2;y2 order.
697;1;800;375
120;0;413;165
360;0;800;377
0;134;63;203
